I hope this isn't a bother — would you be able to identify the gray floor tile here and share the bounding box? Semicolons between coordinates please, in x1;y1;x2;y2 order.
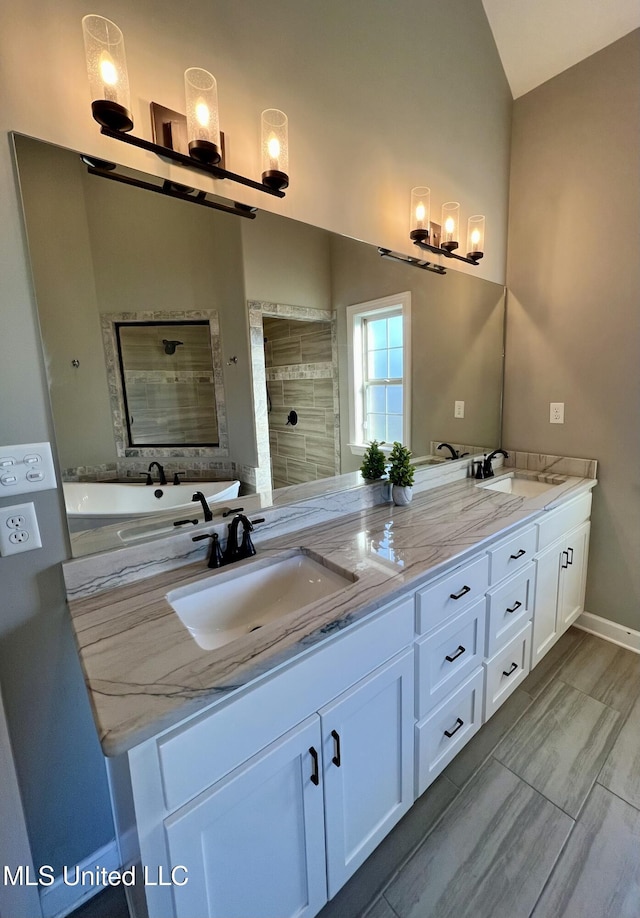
383;758;572;918
520;626;585;699
443;688;531;788
494;680;619;817
532;784;640;918
555;632;640;715
317;775;458;918
365;898;398;918
598;691;640;809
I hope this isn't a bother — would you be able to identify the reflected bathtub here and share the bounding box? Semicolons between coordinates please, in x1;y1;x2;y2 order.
63;479;241;531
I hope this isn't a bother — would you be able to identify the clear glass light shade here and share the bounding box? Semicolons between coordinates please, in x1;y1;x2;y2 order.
82;15;133;131
441;202;460;251
185;68;221;164
261;109;289;191
466;215;485;259
410;187;430;243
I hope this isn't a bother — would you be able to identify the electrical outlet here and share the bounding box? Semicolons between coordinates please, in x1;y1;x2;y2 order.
454;400;465;419
550;402;565;424
0;502;42;556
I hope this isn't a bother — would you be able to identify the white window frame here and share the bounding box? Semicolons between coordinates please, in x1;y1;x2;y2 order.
346;292;411;454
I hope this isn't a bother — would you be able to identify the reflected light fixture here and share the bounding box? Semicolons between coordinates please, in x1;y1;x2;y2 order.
408;188;485;265
82;16;289;198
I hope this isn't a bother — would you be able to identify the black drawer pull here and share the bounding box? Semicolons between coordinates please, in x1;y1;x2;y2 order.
502;662;518;677
506;601;522;614
510;548;526;560
567;547;574;565
445;645;466;662
449;585;471;601
309;747;320;785
444;717;464;738
331;730;341;767
561;550;569;569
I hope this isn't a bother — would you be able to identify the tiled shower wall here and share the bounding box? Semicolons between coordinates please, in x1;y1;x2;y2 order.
263;317;338;488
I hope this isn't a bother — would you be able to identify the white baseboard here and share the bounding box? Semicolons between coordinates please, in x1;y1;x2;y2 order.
575;610;640;654
39;839;120;918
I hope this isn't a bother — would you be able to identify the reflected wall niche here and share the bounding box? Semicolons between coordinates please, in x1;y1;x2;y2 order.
101;309;228;459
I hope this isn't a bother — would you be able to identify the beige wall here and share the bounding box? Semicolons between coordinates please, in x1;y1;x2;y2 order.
0;0;511;880
504;30;640;630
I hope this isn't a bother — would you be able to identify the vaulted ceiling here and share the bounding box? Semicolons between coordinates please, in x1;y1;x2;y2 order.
482;0;640;98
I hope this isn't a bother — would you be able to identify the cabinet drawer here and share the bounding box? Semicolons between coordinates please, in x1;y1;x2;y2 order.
415;667;484;797
416;554;489;635
487;525;537;584
157;593;415;813
415;597;486;718
485;564;534;658
483;623;531;721
536;491;592;552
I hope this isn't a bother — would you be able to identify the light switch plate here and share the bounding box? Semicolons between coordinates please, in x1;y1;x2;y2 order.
454;400;465;418
0;442;57;495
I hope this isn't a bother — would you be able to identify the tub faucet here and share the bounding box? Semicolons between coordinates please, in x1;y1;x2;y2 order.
148;461;167;485
483;449;509;478
192;490;213;522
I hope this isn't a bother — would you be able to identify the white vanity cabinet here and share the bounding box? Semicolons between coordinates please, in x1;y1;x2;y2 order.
128;595;415;918
531;493;592;667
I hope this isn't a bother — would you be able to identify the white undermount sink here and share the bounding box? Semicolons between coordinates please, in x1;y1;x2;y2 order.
478;475;559;497
166;552;356;650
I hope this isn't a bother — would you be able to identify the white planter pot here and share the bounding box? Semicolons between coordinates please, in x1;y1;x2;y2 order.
392;485;413;506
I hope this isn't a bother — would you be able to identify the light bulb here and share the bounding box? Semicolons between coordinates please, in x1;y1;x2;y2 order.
99;53;118;86
195;101;210;127
445;217;455;234
415;202;426;223
267;135;280;161
471;228;481;247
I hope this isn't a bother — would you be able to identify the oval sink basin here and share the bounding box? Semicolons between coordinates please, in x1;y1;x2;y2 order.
166;552;356;650
479;476;558;497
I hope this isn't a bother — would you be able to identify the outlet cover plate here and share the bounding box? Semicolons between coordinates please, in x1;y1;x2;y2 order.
0;502;42;556
550;402;565;424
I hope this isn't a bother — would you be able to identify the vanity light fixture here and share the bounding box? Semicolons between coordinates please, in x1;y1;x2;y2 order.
82;17;288;198
409;187;485;265
377;248;446;276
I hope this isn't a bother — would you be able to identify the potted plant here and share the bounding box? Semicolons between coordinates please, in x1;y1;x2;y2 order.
387;441;415;506
360;440;386;482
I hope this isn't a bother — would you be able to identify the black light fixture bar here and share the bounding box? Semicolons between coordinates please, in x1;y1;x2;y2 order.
99;125;286;198
85;164;257;219
411;238;482;266
378;248;446;275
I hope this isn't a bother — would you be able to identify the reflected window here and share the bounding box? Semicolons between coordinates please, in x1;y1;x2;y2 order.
347;293;411;450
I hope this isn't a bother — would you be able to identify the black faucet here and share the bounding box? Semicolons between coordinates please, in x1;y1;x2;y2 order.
192;490;213;522
437;442;459;460
148;461;167;485
483;449;509;478
223;515;265;564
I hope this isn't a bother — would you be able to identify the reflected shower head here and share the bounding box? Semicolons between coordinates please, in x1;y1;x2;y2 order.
162;339;184;355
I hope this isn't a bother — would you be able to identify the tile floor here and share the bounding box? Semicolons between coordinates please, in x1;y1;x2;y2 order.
71;628;640;918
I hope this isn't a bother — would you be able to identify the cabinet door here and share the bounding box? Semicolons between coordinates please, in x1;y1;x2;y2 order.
531;541;562;668
558;521;590;631
319;648;414;898
165;715;327;918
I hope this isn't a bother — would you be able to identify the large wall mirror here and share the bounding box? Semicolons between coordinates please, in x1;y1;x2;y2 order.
13;134;505;557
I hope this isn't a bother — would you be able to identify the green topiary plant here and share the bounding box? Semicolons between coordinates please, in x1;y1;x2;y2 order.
360;440;386;480
387;441;415;487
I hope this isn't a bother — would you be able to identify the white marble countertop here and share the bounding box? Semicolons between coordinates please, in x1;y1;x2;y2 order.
67;470;596;756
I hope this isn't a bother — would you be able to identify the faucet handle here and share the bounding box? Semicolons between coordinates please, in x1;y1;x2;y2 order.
193;532;224;568
173;471;186;485
140;472;153;485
